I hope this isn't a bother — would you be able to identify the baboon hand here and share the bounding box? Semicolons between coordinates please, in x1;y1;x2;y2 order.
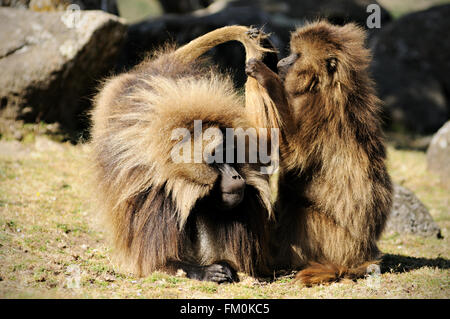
245;58;266;79
202;262;239;284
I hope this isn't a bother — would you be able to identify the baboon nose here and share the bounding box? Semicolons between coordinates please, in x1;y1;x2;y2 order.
277;53;297;71
221;177;245;210
277;59;287;69
227;173;245;194
219;164;246;209
219;164;245;193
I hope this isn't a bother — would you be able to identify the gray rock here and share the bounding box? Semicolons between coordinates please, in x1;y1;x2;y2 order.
0;0;29;8
385;184;441;238
0;7;126;137
1;0;119;15
263;0;391;30
159;0;212;13
427;121;450;187
217;0;391;29
71;1;118;15
370;4;450;134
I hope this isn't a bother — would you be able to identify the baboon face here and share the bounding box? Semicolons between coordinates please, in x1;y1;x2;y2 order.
215;163;246;210
183;160;246;211
200;138;250;210
174;126;252;211
278;26;341;95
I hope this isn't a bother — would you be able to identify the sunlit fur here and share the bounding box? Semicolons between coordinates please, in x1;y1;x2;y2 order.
272;21;393;285
90;28;274;278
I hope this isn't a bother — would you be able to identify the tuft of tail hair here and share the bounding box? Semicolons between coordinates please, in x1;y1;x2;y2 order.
295;260;381;286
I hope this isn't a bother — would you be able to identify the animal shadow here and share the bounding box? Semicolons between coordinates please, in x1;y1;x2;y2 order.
381;253;450;274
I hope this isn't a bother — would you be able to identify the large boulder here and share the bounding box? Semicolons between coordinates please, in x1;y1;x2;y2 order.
0;0;119;15
159;0;212;13
213;0;391;30
427;121;450;187
370;4;450;134
259;0;391;30
0;8;126;137
0;0;30;8
71;1;119;15
384;184;441;238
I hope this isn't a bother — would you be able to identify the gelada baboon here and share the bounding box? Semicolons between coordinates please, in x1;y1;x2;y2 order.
90;26;276;283
246;21;393;285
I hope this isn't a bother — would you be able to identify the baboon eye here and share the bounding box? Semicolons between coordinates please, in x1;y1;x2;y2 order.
326;57;337;73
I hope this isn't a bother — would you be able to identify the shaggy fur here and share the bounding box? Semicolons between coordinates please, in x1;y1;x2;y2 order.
247;21;393;284
90;26;274;278
279;21;393;284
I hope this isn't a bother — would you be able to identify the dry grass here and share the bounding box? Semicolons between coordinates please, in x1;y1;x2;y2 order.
0;136;448;299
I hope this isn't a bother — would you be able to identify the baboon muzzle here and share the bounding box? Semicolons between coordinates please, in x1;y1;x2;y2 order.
277;53;298;80
218;164;245;210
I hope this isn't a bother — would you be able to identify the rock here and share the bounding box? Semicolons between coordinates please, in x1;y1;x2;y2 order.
370;4;450;134
0;0;29;8
250;0;391;30
119;0;391;88
384;184;441;238
1;0;119;15
159;0;212;13
71;1;118;15
427;121;450;187
0;8;127;138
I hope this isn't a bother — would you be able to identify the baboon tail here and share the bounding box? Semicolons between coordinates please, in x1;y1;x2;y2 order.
172;26;281;130
295;260;380;286
173;25;274;64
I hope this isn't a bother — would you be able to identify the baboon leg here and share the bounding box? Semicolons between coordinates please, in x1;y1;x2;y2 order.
167;260;239;284
291;207;380;285
295;208;378;267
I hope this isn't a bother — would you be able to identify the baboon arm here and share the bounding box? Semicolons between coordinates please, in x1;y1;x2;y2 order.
246;59;288;109
245;58;294;134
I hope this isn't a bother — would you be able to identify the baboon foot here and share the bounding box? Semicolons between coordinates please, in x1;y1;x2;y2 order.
178;261;239;284
201;262;239;284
